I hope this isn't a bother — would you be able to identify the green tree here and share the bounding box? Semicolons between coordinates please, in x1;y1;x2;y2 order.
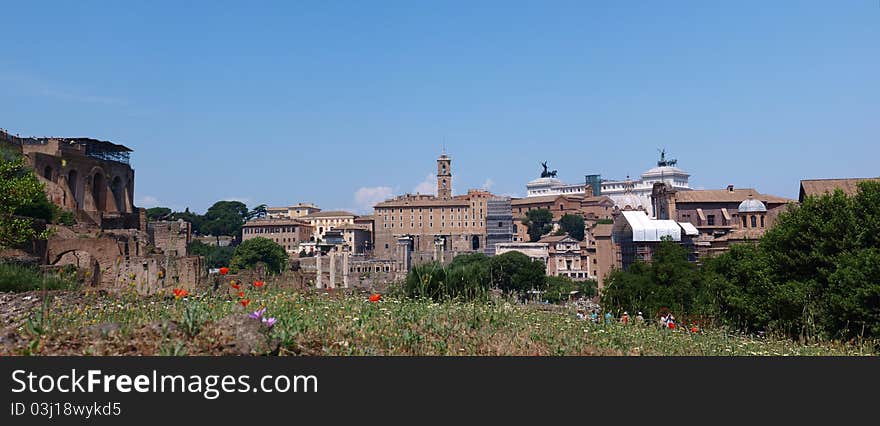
521;208;553;242
489;251;546;295
202;201;249;244
146;207;172;221
0;154;51;248
700;243;774;332
558;214;585;241
824;248;880;340
247;204;268;220
188;240;235;270
230;237;289;274
602;239;703;318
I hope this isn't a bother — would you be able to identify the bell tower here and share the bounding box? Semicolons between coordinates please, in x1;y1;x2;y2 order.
437;152;452;199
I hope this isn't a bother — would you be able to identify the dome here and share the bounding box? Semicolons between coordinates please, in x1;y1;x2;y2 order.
738;197;767;213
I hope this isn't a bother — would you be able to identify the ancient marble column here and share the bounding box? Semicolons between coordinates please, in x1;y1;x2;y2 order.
329;249;336;289
315;250;322;289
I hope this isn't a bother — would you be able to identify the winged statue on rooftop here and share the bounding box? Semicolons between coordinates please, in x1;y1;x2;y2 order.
540;161;558;178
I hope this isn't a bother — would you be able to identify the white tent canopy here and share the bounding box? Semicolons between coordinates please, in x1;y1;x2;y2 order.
621;210;683;242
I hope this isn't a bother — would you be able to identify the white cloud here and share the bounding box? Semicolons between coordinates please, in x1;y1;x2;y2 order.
136;195;160;207
353;186;393;213
481;178;495;190
414;173;436;195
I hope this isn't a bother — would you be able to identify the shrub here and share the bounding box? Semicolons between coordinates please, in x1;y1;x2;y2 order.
402;258;491;302
544;276;598;304
0;263;79;292
188;240;234;269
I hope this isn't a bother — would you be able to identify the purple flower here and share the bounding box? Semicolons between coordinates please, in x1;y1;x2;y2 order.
248;307;267;320
262;317;277;328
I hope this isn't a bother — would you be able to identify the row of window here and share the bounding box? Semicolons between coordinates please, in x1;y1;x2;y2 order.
384;221;484;229
380;206;480;214
685;213;765;228
244;227;300;234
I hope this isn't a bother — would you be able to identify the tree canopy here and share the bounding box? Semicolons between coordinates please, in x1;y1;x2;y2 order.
558;214;585;241
521;208;553;242
489;251;547;295
0;152;51;248
201;201;249;242
230;237;289;274
146;207;172;221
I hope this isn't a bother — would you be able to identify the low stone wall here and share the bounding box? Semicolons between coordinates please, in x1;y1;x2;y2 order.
114;255;204;295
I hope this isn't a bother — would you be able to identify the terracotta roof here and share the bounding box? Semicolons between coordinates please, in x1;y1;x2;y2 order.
581;195;615;205
799;178;880;201
591;224;613;238
354;215;374;221
302;210;356;218
538;234;576;243
673;189;793;204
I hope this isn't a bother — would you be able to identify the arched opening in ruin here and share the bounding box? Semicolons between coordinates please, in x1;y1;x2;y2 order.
92;172;106;212
67;170;79;208
51;249;101;287
111;176;125;212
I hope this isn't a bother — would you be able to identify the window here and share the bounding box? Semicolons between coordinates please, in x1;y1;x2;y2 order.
707;215;716;226
742;216;747;228
384;244;389;249
498;221;503;228
761;215;765;228
751;215;757;228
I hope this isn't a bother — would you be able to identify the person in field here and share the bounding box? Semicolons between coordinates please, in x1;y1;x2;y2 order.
620;311;630;325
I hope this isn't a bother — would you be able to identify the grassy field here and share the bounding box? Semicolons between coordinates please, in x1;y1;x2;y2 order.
1;287;874;356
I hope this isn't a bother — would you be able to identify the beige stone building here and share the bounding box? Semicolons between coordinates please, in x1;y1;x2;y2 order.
539;234;592;281
373;153;494;267
242;218;313;253
267;203;321;219
302;211;357;242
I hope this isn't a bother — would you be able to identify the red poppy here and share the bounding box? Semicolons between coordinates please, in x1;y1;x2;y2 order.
369;294;381;303
173;288;188;299
231;283;240;290
253;281;265;288
237;291;245;299
668;322;675;329
690;326;699;333
240;299;250;308
219;267;229;275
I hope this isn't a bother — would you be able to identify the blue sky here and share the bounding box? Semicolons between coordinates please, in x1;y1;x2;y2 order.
2;1;877;214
